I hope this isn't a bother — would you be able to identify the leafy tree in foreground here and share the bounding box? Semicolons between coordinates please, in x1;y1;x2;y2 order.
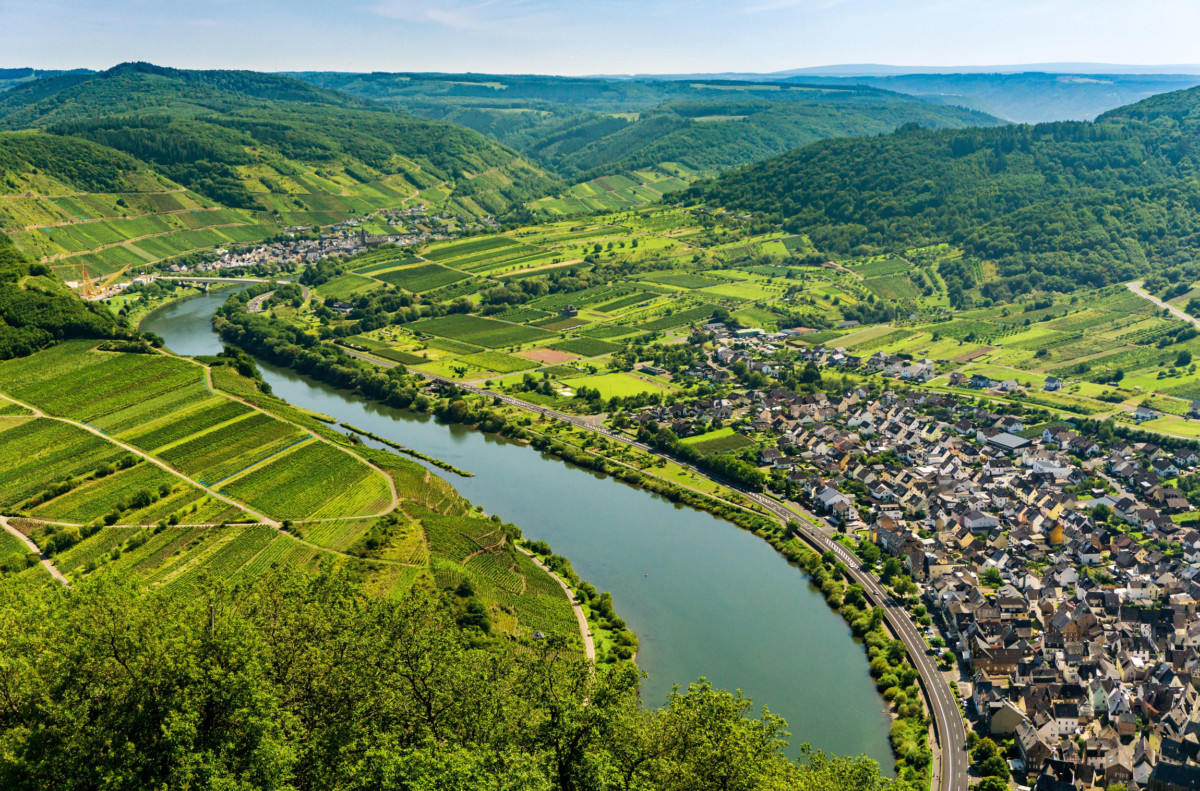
0;567;893;791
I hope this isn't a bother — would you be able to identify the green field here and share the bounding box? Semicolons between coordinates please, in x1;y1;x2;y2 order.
374;263;470;292
681;427;757;454
551;337;621;357
410;315;553;348
561;372;669;399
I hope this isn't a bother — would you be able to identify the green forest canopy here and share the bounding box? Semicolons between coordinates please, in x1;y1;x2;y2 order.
0;568;893;791
0;63;558;215
297;72;1001;180
686;85;1200;303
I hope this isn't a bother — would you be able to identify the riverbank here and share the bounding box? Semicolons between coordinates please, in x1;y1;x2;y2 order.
143;287;898;767
212;302;917;775
340;423;474;476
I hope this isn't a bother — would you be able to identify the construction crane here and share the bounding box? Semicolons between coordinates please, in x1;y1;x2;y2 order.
79;266;96;299
97;264;131;294
78;263;130;300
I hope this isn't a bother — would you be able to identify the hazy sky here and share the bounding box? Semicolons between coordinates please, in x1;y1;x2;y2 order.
3;0;1200;75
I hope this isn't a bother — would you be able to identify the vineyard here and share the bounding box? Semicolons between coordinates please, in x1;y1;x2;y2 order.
31;462;184;524
0;342;209;429
160;413;308;485
221;441;391;520
121;398;252;452
0;419;126;509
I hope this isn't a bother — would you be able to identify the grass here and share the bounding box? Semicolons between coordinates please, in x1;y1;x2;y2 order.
561;373;669;399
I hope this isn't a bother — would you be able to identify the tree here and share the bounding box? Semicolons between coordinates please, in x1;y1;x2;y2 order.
880;557;902;584
0;567;894;791
975;778;1008;791
981;568;1003;588
1178;350;1193;368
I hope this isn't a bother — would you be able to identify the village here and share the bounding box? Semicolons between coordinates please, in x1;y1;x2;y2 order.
164;206;477;275
625;324;1200;790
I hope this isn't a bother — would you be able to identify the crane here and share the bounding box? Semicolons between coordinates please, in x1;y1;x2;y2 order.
78;264;131;300
97;264;131;293
79;266;96;299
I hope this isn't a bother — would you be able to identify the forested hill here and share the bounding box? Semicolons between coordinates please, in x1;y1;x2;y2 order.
685;84;1200;303
296;73;1001;180
0;232;119;358
0;63;558;218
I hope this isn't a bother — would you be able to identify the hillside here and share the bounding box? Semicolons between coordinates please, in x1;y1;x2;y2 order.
0;232;120;357
685;84;1200;303
297;73;1001;213
0;64;558;277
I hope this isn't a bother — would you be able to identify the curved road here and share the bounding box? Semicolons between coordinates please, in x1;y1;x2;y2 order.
1128;280;1200;329
341;345;968;791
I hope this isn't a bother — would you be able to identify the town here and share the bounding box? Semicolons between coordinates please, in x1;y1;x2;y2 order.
619;323;1200;791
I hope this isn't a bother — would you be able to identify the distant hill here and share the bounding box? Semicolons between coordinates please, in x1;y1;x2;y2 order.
782;72;1200;123
0;63;557;220
685;84;1200;303
295;73;1000;180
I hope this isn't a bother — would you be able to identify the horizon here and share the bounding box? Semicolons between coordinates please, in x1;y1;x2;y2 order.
4;0;1200;75
9;61;1200;80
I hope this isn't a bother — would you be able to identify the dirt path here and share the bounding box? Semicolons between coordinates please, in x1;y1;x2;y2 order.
0;392;280;527
517;545;595;661
1;516;69;586
167;352;399;519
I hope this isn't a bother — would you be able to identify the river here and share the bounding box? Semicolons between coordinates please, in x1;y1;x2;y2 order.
142;287;893;766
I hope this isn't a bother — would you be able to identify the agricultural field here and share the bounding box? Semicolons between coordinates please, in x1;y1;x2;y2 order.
159;413;310;486
374;263;469;292
680;427;757;454
410;314;554;348
314;274;383;300
0;341;210;430
0;419;128;510
561;372;672;400
220;441;392;520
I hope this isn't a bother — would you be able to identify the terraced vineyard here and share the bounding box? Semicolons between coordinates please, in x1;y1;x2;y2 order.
220;441;392;520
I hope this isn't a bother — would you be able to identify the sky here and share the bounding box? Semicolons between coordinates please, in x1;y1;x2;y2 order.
3;0;1200;75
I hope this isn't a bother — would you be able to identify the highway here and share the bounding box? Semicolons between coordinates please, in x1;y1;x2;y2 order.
341;345;969;790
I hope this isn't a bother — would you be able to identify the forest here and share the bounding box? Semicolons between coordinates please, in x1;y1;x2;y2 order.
0;63;558;216
0;567;891;791
686;85;1200;300
297;73;1000;179
0;234;120;358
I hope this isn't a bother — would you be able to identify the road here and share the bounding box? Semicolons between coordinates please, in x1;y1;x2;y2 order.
340;345;968;790
1128;280;1200;330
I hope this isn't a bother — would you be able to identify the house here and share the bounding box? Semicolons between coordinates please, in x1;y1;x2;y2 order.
561;304;578;318
969;374;992;389
1136;405;1160;422
1044;376;1063;391
988;432;1033;454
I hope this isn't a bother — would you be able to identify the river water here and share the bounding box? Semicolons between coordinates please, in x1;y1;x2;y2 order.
142;288;893;765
